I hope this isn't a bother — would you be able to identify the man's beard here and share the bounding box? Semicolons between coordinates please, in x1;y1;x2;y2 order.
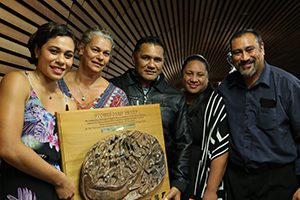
238;60;256;77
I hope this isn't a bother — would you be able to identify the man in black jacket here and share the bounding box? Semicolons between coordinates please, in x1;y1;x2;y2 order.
111;36;192;200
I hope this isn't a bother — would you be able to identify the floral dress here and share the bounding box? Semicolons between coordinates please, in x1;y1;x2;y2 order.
0;82;62;200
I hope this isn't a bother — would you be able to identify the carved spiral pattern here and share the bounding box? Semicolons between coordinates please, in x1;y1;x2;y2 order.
80;130;166;200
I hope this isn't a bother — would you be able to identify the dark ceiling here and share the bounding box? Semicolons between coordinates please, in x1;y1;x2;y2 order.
1;0;300;85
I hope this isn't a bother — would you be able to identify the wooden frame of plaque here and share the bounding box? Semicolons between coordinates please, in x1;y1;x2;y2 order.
56;104;170;200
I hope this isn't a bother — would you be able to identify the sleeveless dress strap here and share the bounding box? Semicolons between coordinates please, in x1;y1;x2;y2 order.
25;71;69;111
24;71;34;89
57;79;70;111
94;83;117;108
58;78;72;98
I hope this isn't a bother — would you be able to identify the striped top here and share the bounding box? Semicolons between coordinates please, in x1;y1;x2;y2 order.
185;86;229;199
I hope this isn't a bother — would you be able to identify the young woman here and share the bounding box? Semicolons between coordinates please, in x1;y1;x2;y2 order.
58;26;128;109
0;22;77;200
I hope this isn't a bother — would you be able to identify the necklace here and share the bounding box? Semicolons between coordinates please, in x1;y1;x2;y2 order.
48;87;61;100
74;73;88;101
77;86;88;101
30;71;60;100
74;74;89;101
49;81;61;100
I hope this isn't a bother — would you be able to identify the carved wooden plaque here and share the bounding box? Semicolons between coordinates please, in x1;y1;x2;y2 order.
56;104;170;200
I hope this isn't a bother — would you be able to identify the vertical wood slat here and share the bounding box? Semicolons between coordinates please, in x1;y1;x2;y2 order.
0;51;35;70
22;0;66;24
1;1;38;75
0;7;36;36
1;0;300;82
2;0;47;25
0;22;30;45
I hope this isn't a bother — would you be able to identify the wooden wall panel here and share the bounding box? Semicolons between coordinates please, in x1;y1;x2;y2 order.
0;64;22;74
1;0;300;84
0;7;36;35
1;37;29;56
0;22;29;45
0;51;35;70
2;1;47;25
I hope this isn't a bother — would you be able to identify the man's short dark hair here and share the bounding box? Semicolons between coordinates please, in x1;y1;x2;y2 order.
133;36;164;53
229;29;263;50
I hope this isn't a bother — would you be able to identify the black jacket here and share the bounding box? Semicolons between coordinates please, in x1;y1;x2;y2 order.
111;69;192;192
